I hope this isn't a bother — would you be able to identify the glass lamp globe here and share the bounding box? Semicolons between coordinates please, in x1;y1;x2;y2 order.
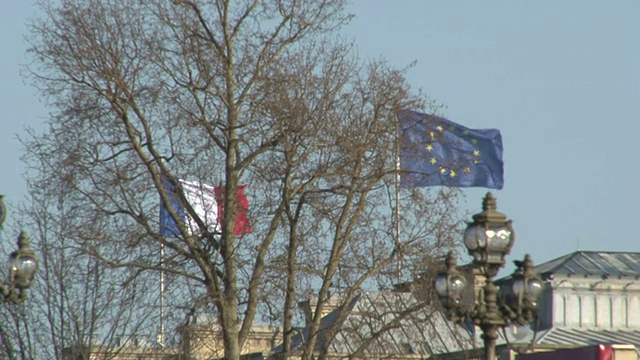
10;252;38;289
448;274;466;298
9;232;38;290
435;252;467;302
512;255;544;305
435;274;449;297
508;324;532;342
512;278;525;298
435;273;466;300
462;193;514;276
463;224;481;253
526;278;544;299
485;226;512;254
464;224;512;261
512;274;543;297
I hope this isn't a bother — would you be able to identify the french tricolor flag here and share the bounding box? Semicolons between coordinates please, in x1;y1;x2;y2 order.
159;177;251;237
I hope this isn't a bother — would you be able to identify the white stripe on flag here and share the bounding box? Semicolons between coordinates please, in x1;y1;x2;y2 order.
180;179;221;235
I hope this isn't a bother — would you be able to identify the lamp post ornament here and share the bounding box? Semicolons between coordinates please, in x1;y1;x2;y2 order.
0;194;39;303
0;195;6;229
435;193;543;360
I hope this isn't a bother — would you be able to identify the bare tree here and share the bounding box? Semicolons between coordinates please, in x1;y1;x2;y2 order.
23;1;464;360
0;148;164;360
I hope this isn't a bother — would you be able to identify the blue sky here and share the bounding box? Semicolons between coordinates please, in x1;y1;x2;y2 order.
1;1;639;271
346;1;640;269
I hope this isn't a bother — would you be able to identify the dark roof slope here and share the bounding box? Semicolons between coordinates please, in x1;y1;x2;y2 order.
272;291;477;356
533;251;640;277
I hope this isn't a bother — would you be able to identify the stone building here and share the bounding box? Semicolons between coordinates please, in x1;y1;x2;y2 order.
510;250;640;350
179;324;281;360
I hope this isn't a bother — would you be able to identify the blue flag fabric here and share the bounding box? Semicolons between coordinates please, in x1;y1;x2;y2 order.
159;176;185;237
398;109;504;189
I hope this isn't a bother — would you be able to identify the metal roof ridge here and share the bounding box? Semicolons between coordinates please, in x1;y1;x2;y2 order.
534;251;578;275
534;250;640;276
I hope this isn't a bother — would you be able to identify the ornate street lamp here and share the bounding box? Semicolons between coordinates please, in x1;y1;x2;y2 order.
435;193;543;360
0;196;6;228
0;195;39;303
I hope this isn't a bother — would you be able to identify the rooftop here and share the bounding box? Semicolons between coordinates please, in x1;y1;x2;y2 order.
535;327;640;349
273;291;477;357
533;251;640;278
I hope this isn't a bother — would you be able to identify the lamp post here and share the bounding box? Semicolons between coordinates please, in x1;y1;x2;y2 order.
434;193;543;360
0;195;39;303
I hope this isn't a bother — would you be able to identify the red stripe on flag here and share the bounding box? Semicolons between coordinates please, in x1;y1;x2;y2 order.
214;185;252;236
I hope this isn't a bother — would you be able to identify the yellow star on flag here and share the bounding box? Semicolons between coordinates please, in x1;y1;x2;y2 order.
463;130;469;135
440;167;447;174
473;149;480;157
426;144;433;151
464;167;471;173
429;131;435;139
430;157;437;165
471;139;478;144
450;170;457;178
436;125;444;132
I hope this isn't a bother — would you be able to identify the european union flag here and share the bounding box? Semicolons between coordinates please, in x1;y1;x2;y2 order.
398;110;504;189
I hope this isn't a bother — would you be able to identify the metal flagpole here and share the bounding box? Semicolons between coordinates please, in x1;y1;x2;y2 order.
159;243;165;348
158;166;166;349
